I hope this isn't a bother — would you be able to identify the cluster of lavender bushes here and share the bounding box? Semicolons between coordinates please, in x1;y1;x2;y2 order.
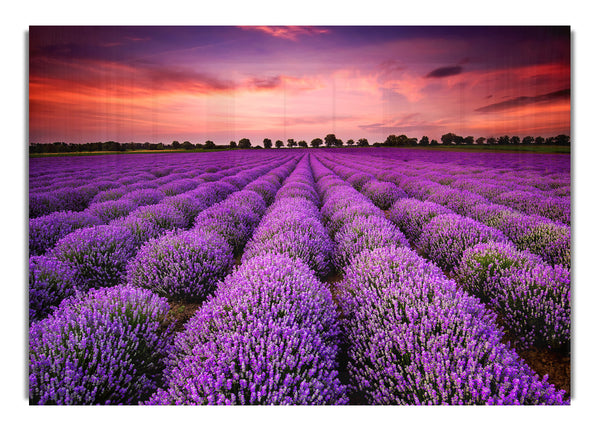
29;153;307;404
316;151;570;351
310;153;567;404
29;148;570;405
150;156;347;404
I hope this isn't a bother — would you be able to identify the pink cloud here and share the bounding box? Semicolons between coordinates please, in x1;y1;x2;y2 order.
242;26;330;41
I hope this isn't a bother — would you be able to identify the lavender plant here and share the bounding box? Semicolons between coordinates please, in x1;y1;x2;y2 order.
418;214;508;272
51;225;140;289
29;285;173;405
148;253;347;405
338;245;566;405
29;255;78;322
127;229;234;301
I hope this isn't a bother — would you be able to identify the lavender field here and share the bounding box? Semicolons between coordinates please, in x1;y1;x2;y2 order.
28;148;571;405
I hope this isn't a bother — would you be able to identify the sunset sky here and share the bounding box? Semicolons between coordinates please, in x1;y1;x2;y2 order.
29;26;571;145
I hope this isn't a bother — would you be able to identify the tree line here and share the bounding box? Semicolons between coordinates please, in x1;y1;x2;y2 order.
29;132;570;154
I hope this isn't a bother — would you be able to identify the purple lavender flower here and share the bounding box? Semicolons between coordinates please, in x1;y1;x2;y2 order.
127;229;234;301
347;172;375;191
85;198;139;223
121;188;165;206
157;179;199;196
29;210;102;256
90;186;129;204
243;215;333;277
194;200;262;255
388;198;453;243
29;255;78;322
418;214;508;272
496;264;571;349
51;225;140;289
333;215;409;271
361;180;407;210
148;253;347;405
338;245;566;405
29;192;61;218
455;241;542;301
161;193;210;228
29;285;173;405
110;203;187;242
513;221;571;267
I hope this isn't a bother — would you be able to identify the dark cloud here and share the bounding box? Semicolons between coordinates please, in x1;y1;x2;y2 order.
425;66;463;78
247;76;283;90
474;88;570;113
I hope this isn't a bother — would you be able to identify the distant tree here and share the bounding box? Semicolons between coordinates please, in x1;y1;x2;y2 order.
346;139;355;146
298;140;308;148
407;137;418;146
453;135;464;145
357;138;369;147
195;143;203;149
476;137;486;145
555;134;570;146
275;140;284;149
157;143;164;150
486;137;497;145
497;135;510;145
182;141;194;150
171;140;181;149
229;140;237;148
263;138;272;149
441;133;456;145
287;138;297;148
510;136;521;145
334;138;344;147
384;135;397;146
238;138;252;149
430;139;439;146
464;136;474;145
522;136;534;145
324;134;337;148
418;136;429;146
204;140;216;149
534;136;545;145
310;138;323;148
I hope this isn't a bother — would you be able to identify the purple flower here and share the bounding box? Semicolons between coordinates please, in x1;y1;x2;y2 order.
127;229;234;301
148;253;347;405
361;180;407;210
51;225;140;289
337;245;566;405
29;255;78;322
29;285;173;405
29;211;102;256
388;198;453;244
418;214;508;272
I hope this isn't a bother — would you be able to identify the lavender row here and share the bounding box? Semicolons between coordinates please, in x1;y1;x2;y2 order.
319;151;570;225
29;151;286;217
126;158;298;302
317;155;570;349
149;156;347;404
29;156;290;255
319;153;570;267
337;245;566;404
28;158;302;404
29;157;298;321
310;156;409;272
242;156;333;277
309;155;566;404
